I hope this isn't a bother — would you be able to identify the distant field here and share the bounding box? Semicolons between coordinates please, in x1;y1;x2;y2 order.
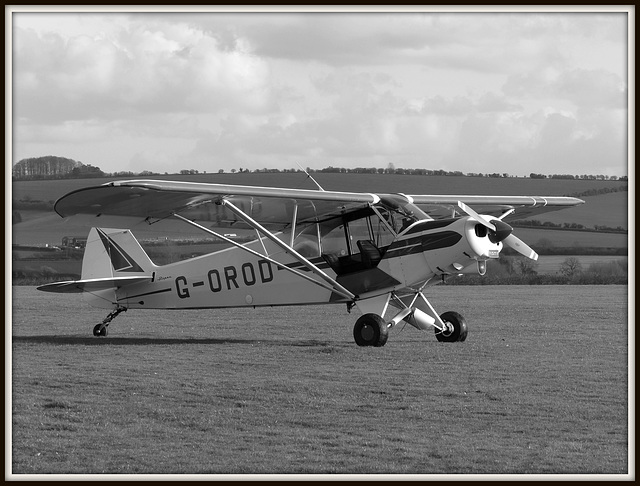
516;228;628;250
11;285;628;476
525;191;628;230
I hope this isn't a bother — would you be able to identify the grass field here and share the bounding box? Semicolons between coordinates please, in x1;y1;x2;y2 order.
10;285;629;477
516;228;628;250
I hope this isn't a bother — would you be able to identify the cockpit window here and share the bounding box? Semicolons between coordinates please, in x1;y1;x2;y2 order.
375;198;427;234
292;198;428;259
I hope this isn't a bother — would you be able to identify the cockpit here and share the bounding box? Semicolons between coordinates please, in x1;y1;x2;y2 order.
293;196;429;275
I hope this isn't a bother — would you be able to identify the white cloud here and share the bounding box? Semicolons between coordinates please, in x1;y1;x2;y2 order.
503;68;626;109
13;18;273;123
11;10;629;177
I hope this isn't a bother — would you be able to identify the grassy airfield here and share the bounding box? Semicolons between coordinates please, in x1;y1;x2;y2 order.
10;285;628;476
10;173;630;477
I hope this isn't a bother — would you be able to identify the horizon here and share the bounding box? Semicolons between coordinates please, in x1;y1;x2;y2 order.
11;154;629;180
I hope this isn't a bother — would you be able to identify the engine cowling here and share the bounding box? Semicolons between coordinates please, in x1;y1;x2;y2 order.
465;218;505;261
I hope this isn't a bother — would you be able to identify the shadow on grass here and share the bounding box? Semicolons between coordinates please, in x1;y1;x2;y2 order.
12;335;337;347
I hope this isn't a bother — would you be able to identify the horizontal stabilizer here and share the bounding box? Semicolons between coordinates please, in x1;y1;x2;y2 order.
37;276;151;294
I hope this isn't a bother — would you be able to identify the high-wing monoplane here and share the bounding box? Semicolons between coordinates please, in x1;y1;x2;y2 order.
37;179;584;346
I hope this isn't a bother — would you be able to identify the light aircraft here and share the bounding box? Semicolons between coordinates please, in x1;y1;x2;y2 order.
37;178;584;346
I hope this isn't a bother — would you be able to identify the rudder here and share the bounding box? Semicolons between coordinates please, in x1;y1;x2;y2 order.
82;227;156;280
79;228;156;309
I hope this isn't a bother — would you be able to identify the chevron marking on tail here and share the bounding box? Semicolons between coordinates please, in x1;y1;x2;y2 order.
96;228;146;273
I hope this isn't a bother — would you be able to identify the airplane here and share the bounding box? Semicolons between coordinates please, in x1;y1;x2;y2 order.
37;178;584;346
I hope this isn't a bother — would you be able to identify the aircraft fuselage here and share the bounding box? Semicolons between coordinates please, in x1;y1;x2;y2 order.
95;215;501;311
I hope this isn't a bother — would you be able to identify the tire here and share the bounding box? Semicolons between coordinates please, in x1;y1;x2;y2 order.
435;311;468;342
353;313;389;347
93;324;108;337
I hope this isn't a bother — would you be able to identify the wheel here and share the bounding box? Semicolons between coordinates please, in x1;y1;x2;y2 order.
435;311;468;342
93;324;108;337
353;313;389;347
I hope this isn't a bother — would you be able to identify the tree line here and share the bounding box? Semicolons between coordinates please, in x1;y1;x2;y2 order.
12;156;627;182
530;172;626;181
511;219;627;234
12;156;104;180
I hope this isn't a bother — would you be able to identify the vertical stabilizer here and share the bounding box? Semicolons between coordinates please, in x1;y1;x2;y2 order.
81;228;156;308
81;228;156;280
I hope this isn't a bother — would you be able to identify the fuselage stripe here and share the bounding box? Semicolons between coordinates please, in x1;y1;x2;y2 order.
119;287;172;301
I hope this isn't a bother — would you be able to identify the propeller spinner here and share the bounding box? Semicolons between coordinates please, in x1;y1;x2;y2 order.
457;201;538;261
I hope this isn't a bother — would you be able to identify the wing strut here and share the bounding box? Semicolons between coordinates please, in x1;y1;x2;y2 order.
220;200;357;301
172;213;356;301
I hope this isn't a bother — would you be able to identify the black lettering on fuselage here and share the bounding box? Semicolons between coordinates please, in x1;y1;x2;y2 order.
241;262;256;286
208;269;222;292
176;276;190;299
178;260;276;298
258;259;273;282
224;266;239;290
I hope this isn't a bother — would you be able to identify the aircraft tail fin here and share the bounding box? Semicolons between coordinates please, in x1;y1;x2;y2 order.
37;228;156;308
81;227;156;281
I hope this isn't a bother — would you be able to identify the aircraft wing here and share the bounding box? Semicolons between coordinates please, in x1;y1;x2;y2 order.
53;179;584;230
409;194;584;220
54;179;379;229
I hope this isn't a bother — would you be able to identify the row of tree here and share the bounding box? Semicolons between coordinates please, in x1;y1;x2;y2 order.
12;156;104;180
530;172;626;181
512;219;626;234
568;184;628;198
12;156;627;181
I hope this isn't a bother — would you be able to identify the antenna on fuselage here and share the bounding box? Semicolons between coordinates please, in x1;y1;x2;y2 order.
296;162;325;191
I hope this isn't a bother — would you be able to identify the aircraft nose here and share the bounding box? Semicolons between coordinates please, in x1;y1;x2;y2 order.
488;219;513;243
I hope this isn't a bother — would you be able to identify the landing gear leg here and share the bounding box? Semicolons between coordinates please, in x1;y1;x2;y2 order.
93;306;127;337
389;290;469;343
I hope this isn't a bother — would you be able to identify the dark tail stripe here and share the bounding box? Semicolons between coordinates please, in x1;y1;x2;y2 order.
118;287;172;301
97;229;145;273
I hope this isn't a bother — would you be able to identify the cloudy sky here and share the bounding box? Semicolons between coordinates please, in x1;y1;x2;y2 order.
10;7;631;177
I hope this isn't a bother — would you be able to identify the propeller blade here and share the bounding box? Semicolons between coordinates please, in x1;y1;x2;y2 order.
504;234;539;261
457;201;495;230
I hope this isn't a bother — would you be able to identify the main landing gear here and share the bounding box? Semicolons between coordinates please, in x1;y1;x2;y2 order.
352;292;468;347
93;306;127;337
353;313;389;347
434;311;468;343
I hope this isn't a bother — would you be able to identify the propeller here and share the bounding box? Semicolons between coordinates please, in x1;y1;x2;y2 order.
457;201;538;261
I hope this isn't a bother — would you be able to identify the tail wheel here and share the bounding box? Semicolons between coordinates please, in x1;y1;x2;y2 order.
93;324;108;337
354;313;389;347
435;311;468;342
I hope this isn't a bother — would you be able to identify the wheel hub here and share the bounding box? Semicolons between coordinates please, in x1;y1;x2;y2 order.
441;321;454;336
360;324;375;341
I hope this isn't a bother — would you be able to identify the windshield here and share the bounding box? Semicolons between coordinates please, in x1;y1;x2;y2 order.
375;196;428;234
